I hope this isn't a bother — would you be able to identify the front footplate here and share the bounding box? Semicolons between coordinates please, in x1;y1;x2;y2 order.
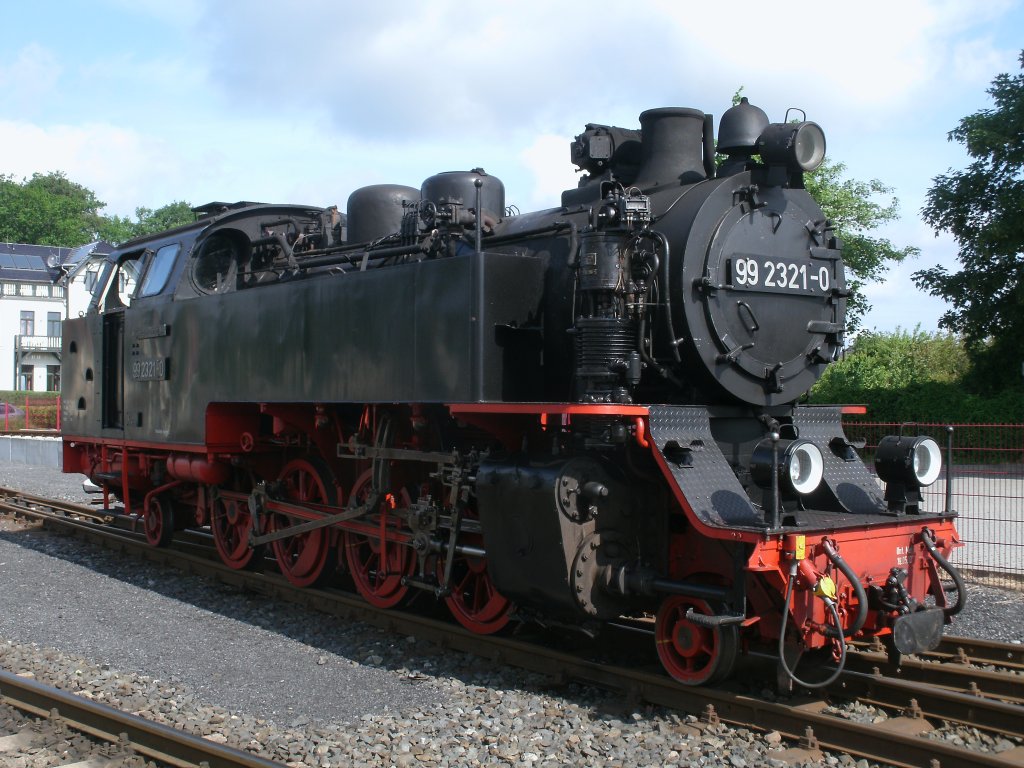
891;606;945;655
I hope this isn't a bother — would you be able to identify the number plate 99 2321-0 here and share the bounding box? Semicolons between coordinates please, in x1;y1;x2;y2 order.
727;255;832;295
130;356;168;381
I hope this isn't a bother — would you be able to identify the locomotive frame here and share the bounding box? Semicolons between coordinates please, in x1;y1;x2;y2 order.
62;98;965;687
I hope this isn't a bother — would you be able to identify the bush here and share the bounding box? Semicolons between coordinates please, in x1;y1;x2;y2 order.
0;390;60;430
808;328;1024;423
25;404;59;430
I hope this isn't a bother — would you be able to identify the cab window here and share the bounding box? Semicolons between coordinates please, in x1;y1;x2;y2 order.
97;251;144;311
137;243;180;297
192;234;240;293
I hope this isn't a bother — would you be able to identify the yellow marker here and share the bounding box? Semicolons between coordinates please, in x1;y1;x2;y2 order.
815;575;837;601
794;535;806;561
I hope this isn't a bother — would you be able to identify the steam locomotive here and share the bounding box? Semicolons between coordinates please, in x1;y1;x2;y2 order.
61;97;964;686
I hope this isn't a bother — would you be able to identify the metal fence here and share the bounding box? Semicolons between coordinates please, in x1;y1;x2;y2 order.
843;421;1024;590
0;396;60;431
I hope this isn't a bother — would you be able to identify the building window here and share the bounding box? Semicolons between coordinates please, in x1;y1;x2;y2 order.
19;284;31;296
46;365;60;392
20;310;34;336
84;270;98;292
3;283;14;295
47;312;61;337
35;285;48;297
19;365;33;391
52;285;64;298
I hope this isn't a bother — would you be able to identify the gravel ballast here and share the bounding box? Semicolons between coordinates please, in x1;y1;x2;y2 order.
0;460;1021;767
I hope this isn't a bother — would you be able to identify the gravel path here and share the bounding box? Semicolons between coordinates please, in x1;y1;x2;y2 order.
0;459;1021;767
0;464;448;726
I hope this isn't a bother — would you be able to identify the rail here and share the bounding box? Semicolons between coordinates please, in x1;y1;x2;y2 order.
0;668;284;768
843;421;1024;589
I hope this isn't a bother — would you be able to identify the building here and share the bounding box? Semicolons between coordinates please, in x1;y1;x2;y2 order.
0;241;111;392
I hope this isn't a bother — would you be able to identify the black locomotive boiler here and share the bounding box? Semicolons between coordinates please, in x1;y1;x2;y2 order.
62;97;965;686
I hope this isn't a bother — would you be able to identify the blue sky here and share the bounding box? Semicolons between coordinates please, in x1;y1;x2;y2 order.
2;0;1022;334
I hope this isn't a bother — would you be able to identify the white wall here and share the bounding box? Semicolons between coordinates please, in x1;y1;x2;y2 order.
0;289;65;391
0;256;102;393
66;261;102;319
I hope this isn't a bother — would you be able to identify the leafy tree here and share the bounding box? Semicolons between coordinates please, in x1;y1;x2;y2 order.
98;201;195;245
914;51;1024;389
804;161;918;329
811;327;969;400
0;172;106;246
0;171;194;248
137;201;195;234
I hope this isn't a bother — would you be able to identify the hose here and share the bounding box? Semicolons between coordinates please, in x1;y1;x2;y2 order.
777;563;847;689
821;540;868;638
920;527;968;617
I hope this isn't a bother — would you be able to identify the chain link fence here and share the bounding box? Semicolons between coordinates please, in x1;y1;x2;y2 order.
844;421;1024;589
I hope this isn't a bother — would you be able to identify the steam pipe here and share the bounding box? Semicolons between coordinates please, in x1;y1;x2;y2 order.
636;262;681;386
299;242;428;270
651;230;682;364
474;178;484;254
702;113;716;179
651;579;732;602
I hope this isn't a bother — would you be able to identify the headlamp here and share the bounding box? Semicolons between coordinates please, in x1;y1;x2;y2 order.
751;438;824;496
756;121;827;172
875;435;942;489
874;435;943;514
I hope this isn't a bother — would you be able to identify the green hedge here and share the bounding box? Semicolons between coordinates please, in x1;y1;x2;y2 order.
807;329;1024;424
809;380;1024;424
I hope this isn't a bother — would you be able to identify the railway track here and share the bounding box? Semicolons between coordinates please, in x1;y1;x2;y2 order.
0;668;283;768
842;638;1024;704
1;486;1022;768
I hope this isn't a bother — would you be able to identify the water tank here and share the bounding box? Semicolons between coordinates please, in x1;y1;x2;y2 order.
346;184;419;244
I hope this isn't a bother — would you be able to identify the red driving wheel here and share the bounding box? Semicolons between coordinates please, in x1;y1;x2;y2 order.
212;495;260;570
437;514;512;634
343;469;414;608
269;457;336;587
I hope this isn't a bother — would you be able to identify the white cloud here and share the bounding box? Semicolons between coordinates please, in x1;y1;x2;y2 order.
187;0;1020;156
949;38;1018;87
0;120;188;215
519;135;579;211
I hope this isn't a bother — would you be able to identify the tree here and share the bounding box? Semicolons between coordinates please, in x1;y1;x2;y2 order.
98;201;195;245
914;51;1024;389
0;171;194;248
0;171;107;246
811;327;969;398
804;161;919;329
